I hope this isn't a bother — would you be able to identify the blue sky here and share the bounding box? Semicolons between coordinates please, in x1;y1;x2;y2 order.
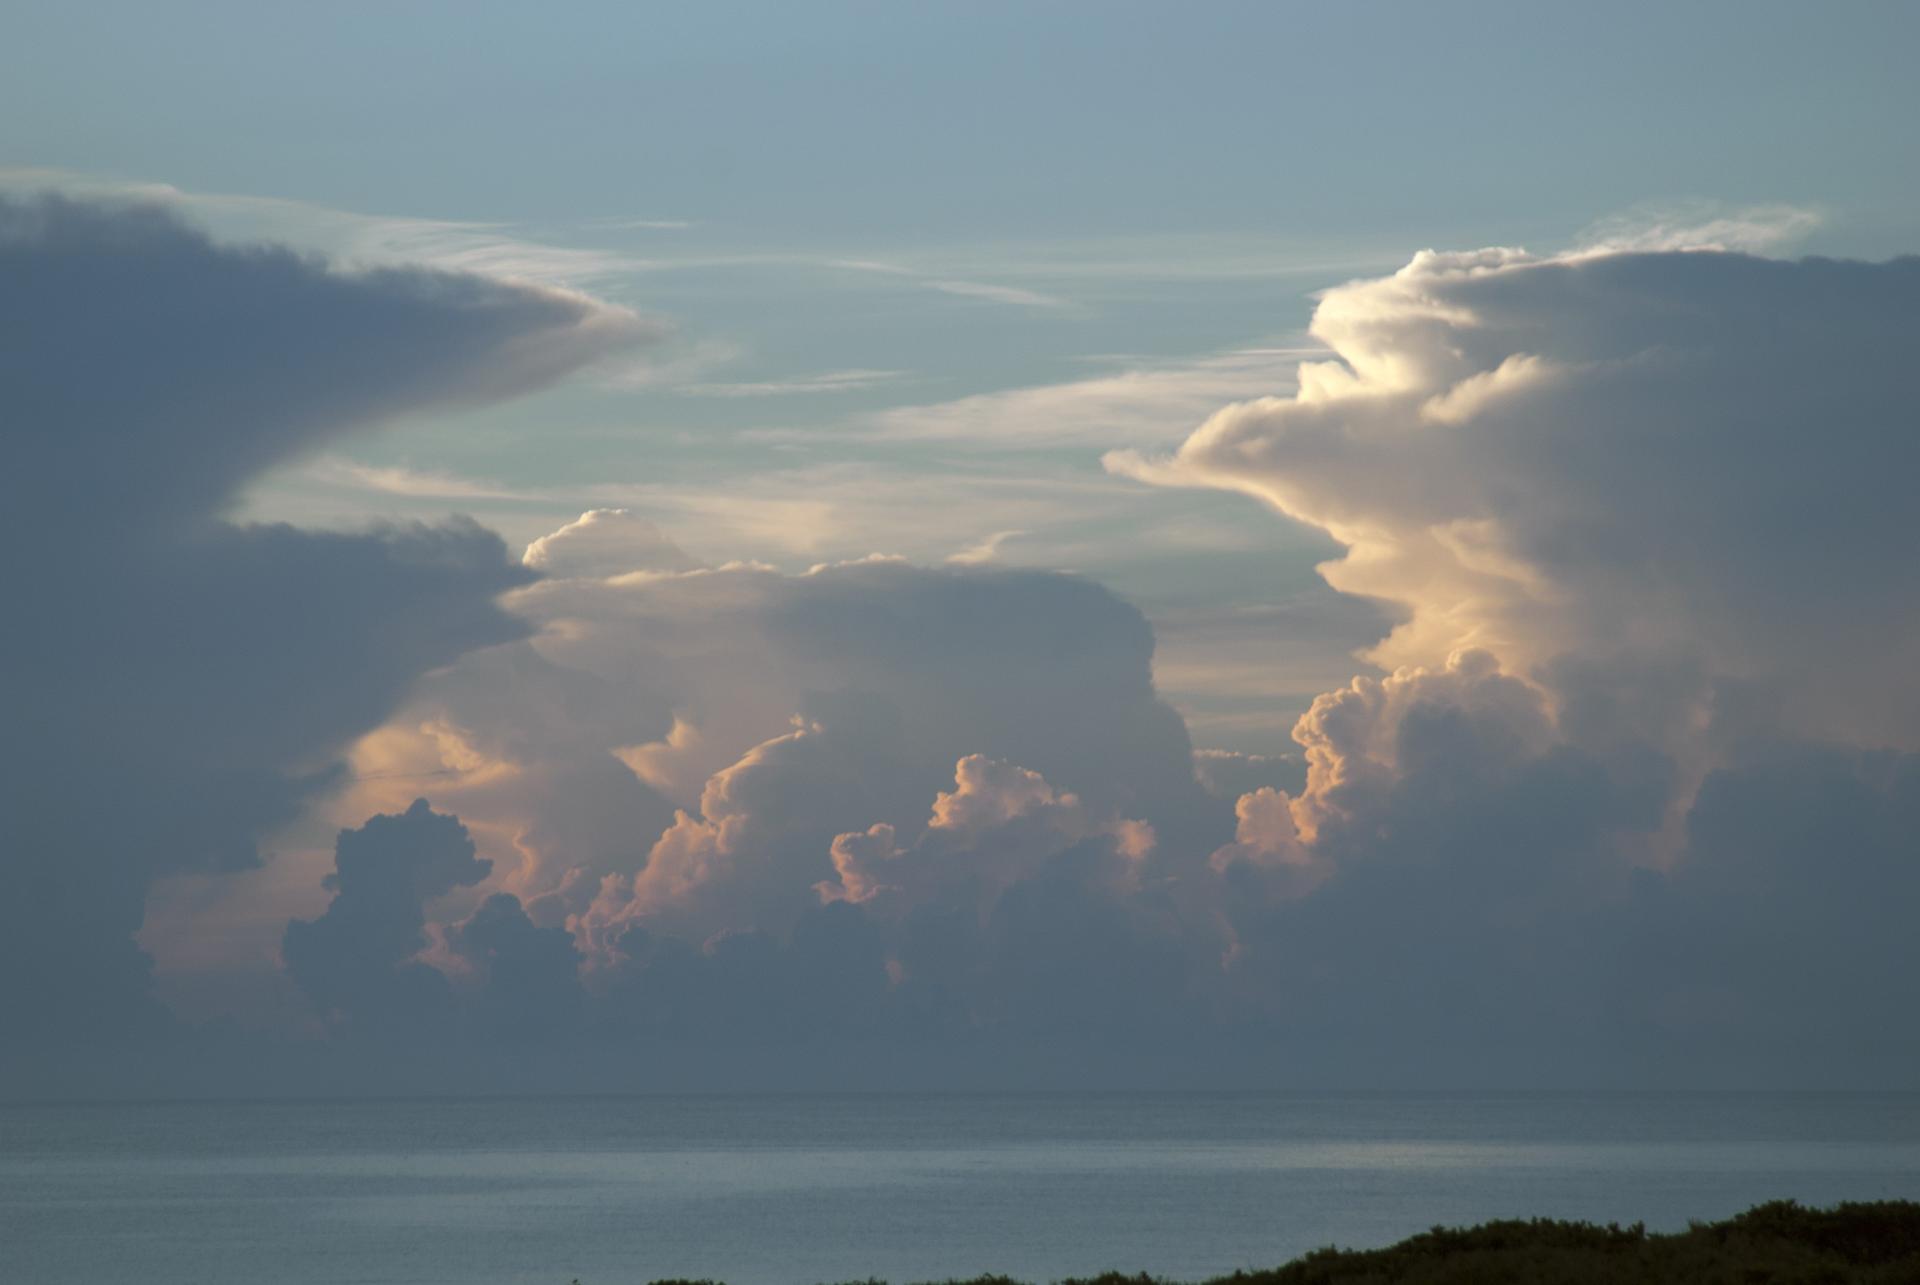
6;2;1920;1091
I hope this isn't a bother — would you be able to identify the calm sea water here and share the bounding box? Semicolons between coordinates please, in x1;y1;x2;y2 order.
4;1093;1918;1284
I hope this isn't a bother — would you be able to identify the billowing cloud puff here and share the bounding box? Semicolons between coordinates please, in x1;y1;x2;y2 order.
1206;788;1312;882
821;754;1153;916
570;750;1194;1054
281;801;585;1049
1284;649;1562;851
283;800;492;1030
0;194;653;1088
521;508;703;579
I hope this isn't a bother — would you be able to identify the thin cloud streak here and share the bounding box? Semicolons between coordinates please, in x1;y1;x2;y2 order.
305;457;533;502
858;346;1321;448
677;369;910;397
1574;201;1822;255
922;278;1077;310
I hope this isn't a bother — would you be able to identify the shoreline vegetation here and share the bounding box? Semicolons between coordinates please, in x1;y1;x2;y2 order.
632;1200;1920;1285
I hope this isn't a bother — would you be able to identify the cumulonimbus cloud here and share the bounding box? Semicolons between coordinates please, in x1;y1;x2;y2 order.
0;193;657;1090
1109;245;1920;753
469;240;1920;1085
1105;241;1920;1083
15;198;1920;1093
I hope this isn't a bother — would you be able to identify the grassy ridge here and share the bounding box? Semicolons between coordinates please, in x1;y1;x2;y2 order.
640;1199;1920;1285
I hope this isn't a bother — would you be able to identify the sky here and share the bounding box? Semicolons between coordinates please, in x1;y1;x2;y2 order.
4;1;1919;1096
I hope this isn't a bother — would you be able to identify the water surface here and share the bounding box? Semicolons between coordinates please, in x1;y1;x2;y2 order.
5;1093;1918;1284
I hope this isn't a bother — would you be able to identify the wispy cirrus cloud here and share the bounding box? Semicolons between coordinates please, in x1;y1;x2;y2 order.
1573;200;1822;255
945;529;1027;565
826;257;1077;312
855;345;1320;448
677;368;910;398
920;278;1076;310
568;215;699;232
304;457;534;502
280;454;1152;564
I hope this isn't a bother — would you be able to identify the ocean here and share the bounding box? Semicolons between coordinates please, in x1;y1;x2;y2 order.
5;1093;1918;1284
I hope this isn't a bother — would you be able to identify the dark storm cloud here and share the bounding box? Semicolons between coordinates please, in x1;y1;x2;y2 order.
1639;745;1920;1079
446;892;587;1039
283;799;492;1031
0;194;654;1090
284;800;584;1041
1;194;648;546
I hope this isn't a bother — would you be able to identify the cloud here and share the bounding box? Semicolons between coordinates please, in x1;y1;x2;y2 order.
282;801;587;1044
820;754;1153;916
1641;745;1920;1076
521;508;704;578
282;800;492;1030
1197;646;1920;1084
1105;241;1920;1084
384;555;1227;928
0;167;670;288
1573;201;1821;256
574;216;697;232
867;346;1319;448
4;193;653;541
1191;749;1306;800
1111;245;1920;752
677;369;908;397
304;457;532;501
0;192;653;1084
445;892;586;1039
565;463;1153;562
15;194;1920;1093
945;529;1026;565
921;278;1076;310
825;256;1076;311
567;745;1193;1053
